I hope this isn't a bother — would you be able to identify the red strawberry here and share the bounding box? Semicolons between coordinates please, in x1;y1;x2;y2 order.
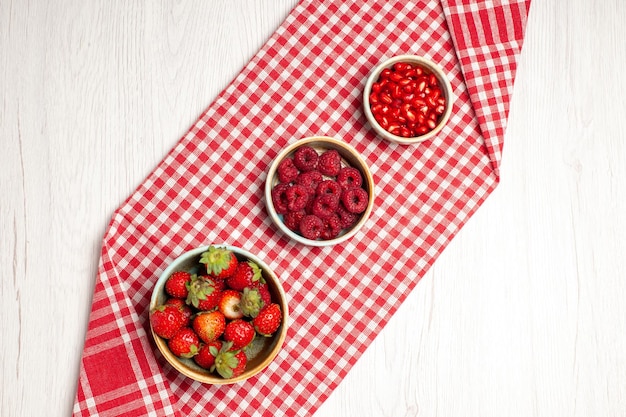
240;286;265;318
224;319;255;349
186;274;222;311
150;304;186;339
192;310;226;343
167;327;199;358
214;342;247;379
218;290;244;320
252;282;272;306
165;270;191;299
226;261;264;291
193;340;222;370
165;298;192;326
199;246;238;279
253;303;282;337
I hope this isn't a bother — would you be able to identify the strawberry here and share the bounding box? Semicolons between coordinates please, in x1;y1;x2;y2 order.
192;310;226;343
150;304;186;339
167;327;199;358
253;303;282;337
254;282;272;306
224;319;255;349
186;274;222;311
214;342;247;379
165;298;192;326
226;261;264;291
240;287;265;318
218;290;244;320
199;246;238;279
193;340;222;370
165;270;191;299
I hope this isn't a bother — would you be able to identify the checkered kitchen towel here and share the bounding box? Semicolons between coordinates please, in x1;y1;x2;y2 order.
73;0;531;415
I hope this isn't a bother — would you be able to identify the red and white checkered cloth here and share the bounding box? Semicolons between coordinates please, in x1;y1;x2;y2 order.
73;0;531;415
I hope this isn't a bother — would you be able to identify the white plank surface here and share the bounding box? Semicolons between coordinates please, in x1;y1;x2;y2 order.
1;1;625;416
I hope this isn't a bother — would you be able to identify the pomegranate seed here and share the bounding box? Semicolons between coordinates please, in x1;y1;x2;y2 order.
389;72;403;83
379;92;392;104
416;125;429;134
402;93;415;103
391;84;402;99
405;109;417;123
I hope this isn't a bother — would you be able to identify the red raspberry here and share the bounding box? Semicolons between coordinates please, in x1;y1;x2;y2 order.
295;170;323;190
341;187;369;213
299;215;324;240
293;146;319;172
271;183;290;214
316;179;342;197
277;157;299;183
336;204;360;229
318;149;342;176
311;194;339;219
283;210;306;232
336;167;363;190
285;184;310;211
321;213;342;240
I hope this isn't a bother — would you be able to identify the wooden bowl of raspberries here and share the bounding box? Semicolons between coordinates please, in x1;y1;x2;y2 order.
265;136;375;246
149;245;289;384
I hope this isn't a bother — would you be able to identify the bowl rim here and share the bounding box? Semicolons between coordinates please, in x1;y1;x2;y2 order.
363;54;454;145
264;136;375;247
150;244;289;384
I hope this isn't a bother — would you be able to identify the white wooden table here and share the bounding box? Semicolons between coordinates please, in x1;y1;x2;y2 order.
2;1;625;416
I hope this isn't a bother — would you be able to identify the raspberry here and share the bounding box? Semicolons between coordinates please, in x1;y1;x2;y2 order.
285;184;310;211
271;183;290;214
283;210;306;232
277;157;299;183
336;204;360;229
293;146;319;172
341;187;369;213
315;179;342;197
304;187;316;214
311;194;339;219
295;170;323;190
321;213;342;240
336;167;363;190
318;149;342;176
299;215;324;240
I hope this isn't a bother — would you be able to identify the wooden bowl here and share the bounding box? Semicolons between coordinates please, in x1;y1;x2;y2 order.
265;136;375;246
150;245;289;384
363;55;454;145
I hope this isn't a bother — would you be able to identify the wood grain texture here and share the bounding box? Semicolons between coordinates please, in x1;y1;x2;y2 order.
1;1;625;416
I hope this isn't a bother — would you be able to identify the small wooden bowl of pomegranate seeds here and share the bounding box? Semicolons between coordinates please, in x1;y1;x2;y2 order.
363;55;454;145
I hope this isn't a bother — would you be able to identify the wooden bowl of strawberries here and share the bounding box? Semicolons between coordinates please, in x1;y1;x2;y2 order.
265;136;375;247
149;245;289;384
